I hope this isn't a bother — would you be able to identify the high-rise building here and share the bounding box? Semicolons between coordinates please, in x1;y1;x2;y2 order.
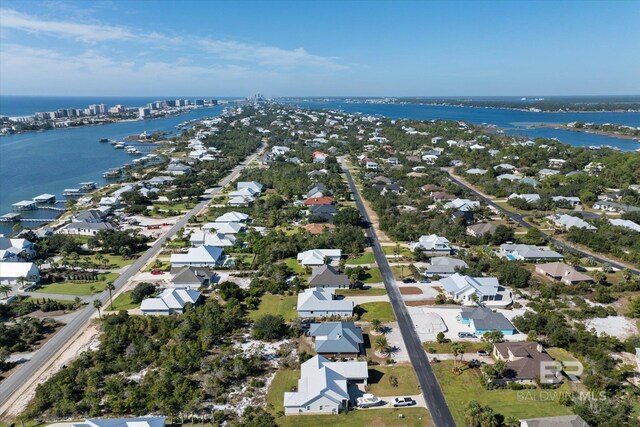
139;107;151;118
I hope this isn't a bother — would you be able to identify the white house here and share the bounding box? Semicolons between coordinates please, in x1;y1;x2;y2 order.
440;273;500;304
237;181;264;194
409;234;451;254
365;161;378;170
202;222;244;235
215;211;250;223
227;195;254;207
552;196;581;207
551;214;596;231
609;218;640;233
297;287;353;318
0;262;40;285
170;245;224;267
443;198;480;211
61;221;115;236
190;231;237;247
297;249;342;266
284;355;368;415
499;244;563;261
0;237;36;262
508;193;541;204
466;168;488;175
140;288;201;315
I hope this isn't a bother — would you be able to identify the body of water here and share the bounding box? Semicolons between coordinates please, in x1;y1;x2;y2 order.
0;104;224;235
286;101;640;151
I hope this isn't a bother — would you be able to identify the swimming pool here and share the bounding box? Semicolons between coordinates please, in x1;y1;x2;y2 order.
505;254;517;261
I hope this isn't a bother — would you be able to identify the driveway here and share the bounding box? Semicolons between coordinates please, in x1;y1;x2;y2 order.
377;321;410;362
345;295;390;304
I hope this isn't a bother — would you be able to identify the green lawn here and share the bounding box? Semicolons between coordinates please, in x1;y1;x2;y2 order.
423;341;489;354
367;364;421;396
546;347;579;364
391;266;413;281
382;245;413;258
35;272;120;296
336;288;387;297
346;251;376;265
166;239;191;249
432;361;573;426
356;302;395;322
106;290;139;311
152;202;195;211
275;408;432;427
248;294;298;322
144;259;172;272
87;253;137;269
229;253;257;267
283;258;308;276
267;368;300;413
362;267;383;283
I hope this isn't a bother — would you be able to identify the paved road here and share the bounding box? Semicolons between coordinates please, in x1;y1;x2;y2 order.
0;144;265;414
444;170;640;277
341;159;456;427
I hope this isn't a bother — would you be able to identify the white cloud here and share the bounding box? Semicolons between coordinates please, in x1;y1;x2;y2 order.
0;8;133;42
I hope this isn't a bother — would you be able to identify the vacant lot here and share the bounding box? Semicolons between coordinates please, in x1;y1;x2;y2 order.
399;286;422;295
336;288;387;297
248;293;298;322
106;290;139;311
274;408;432;427
367;364;421;396
356;302;396;322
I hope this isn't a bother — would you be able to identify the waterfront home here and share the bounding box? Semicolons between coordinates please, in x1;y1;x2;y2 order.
297;287;353;318
466;222;498;237
550;214;596;231
552;196;581;207
140;288;201;315
493;342;560;385
0;262;40;286
71;417;166;427
408;234;451;255
443;198;480;211
98;196;120;208
61;221;116;236
284;355;368;415
308;265;350;288
309;322;363;357
609;218;640;232
170;245;224;267
499;244;563;261
297;249;342;266
189;231;236;247
214;211;249;223
424;257;469;277
0;237;35;261
440;273;500;304
519;415;589;427
458;305;516;336
73;209;108;223
508;193;540;204
170;266;215;289
535;262;593;285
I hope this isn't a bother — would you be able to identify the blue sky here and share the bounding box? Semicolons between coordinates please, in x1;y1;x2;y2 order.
1;0;639;96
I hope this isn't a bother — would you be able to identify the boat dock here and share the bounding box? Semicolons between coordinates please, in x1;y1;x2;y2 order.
0;213;21;222
33;193;56;203
12;200;37;211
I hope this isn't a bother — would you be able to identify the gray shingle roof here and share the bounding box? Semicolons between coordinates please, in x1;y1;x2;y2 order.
460;305;515;331
309;321;363;354
308;265;350;287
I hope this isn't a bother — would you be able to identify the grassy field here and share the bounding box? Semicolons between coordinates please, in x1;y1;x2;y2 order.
267;368;300;413
362;267;383;283
356;302;396;322
35;272;119;296
391;266;413;281
274;408;432;427
144;259;172;272
346;251;376;265
432;361;573;426
229;253;257;266
423;341;489;354
87;253;137;269
248;293;298;322
367;364;421;396
152;202;196;211
336;288;387;297
381;245;413;258
106;290;139;311
283;258;308;277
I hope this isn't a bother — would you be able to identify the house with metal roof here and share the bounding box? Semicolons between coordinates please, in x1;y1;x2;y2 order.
550;214;596;231
170;245;224;267
284;355;368;415
297;249;342;266
308;265;351;288
140;288;201;315
609;218;640;232
424;257;469;277
443;198;480;211
297;287;353;318
440;273;500;304
508;193;541;204
499;244;563;262
309;322;363;357
214;211;250;223
408;234;451;255
458;305;516;335
189;231;236;247
0;262;40;285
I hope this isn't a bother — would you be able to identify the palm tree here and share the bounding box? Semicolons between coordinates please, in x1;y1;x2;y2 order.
374;336;390;356
464;400;483;427
106;282;115;310
93;299;103;320
16;276;26;290
494;359;507;378
503;416;520;427
0;285;11;298
370;319;383;334
451;342;466;373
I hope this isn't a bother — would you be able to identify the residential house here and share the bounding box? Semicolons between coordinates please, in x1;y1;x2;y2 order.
380;183;404;196
538;169;561;178
166;162;192;176
424;257;469;277
309;322;363;357
189;231;236;247
494;163;516;171
444;198;480;211
272;146;291;156
308;265;350;288
170;245;224;267
308;204;337;223
430;191;456;202
458;305;516;335
227;195;253;207
61;221;116;236
496;174;522;182
493;342;561;385
297;287;353;318
304;223;335;235
170;266;215;289
202;221;245;235
550;214;596;231
306;183;332;199
0;262;40;285
365;161;378;171
140;288;201;315
609;218;640;232
0;237;35;262
283;355;368;414
508;193;541;204
304;196;334;206
467;222;498;237
592;201;640;213
72;417;166;427
500;244;563;262
214;211;249;223
552;196;581;207
535;262;593;285
297;249;342;266
519;415;589;427
440;273;500;304
548;159;567;168
73;209;107;223
466;168;488;175
237;181;264;194
409;234;451;255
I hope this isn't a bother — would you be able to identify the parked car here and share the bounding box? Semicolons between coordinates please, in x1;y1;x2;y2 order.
150;269;164;275
477;350;489;357
468;359;482;368
356;393;382;408
458;332;476;338
392;397;415;407
402;278;416;283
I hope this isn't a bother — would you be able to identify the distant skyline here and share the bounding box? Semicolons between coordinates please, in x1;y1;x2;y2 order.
1;0;639;97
